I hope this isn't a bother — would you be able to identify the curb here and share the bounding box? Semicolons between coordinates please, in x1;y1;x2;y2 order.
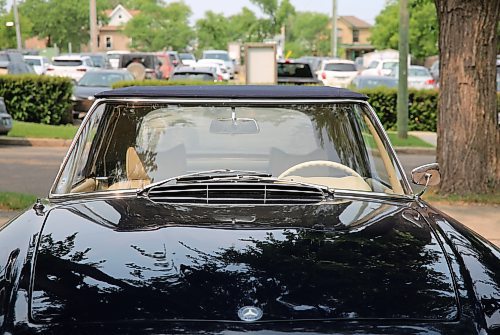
0;136;71;147
394;147;436;155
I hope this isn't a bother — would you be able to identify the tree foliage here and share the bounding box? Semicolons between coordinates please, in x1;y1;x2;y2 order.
0;10;33;49
286;11;330;57
250;0;295;37
124;1;194;51
370;0;438;60
195;11;230;51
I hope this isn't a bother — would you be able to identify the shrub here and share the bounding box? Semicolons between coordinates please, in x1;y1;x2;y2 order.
0;75;73;125
358;87;439;131
112;79;229;89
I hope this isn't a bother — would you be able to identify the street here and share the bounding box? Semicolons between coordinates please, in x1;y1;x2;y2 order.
0;145;436;197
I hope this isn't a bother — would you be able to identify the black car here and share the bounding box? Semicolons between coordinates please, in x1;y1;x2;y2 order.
71;69;134;119
277;61;322;85
0;86;498;334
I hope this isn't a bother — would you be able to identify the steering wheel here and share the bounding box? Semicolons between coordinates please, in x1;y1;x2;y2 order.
278;160;363;179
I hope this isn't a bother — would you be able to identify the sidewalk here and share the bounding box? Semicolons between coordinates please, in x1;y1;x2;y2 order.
409;131;437;147
1;202;498;246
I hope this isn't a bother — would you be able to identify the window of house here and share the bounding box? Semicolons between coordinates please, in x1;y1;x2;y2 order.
353;29;359;43
106;36;112;49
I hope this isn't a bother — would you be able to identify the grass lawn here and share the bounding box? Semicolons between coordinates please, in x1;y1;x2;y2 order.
7;121;78;140
423;190;500;205
0;191;37;211
386;132;434;148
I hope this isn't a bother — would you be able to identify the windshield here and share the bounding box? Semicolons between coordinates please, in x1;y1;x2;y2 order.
25;58;41;66
171;73;215;81
78;72;132;87
54;102;406;196
203;53;230;61
324;63;356;72
278;63;313;78
409;68;431;77
180;53;195;60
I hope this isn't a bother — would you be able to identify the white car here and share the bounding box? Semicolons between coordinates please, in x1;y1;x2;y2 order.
317;60;358;88
202;50;235;79
23;55;51;75
196;59;230;81
47;55;95;82
389;65;436;90
361;59;399;76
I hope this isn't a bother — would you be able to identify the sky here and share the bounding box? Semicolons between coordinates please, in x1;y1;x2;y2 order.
5;0;387;25
185;0;387;24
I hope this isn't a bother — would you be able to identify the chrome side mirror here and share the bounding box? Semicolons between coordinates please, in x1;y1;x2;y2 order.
411;163;440;197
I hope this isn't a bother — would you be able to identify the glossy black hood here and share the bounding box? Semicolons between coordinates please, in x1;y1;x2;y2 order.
31;197;458;324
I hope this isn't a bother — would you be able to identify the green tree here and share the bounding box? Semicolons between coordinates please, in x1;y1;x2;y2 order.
286;11;330;57
0;11;33;49
370;0;438;60
124;1;193;51
250;0;295;37
227;7;266;43
195;11;230;51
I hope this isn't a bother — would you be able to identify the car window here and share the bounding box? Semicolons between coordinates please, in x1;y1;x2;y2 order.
171;73;215;81
203;53;230;61
324;63;357;72
278;63;313;78
367;61;379;69
382;61;398;70
409;68;431;77
78;72;132;87
25;58;41;66
53;59;83;66
0;99;7;113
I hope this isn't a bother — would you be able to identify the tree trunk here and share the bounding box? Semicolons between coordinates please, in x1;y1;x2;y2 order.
434;0;500;195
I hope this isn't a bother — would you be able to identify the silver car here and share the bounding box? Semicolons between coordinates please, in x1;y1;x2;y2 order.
0;97;13;135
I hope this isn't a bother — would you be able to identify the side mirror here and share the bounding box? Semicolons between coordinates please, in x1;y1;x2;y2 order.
411;163;440;196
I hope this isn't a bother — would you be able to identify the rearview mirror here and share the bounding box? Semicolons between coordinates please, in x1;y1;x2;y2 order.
411;163;440;186
210;117;259;134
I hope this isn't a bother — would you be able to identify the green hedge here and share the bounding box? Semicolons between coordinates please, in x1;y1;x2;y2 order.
358;87;439;132
112;79;229;89
0;75;73;125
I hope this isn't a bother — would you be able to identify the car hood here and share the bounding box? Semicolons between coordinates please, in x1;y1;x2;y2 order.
74;85;109;99
31;196;458;324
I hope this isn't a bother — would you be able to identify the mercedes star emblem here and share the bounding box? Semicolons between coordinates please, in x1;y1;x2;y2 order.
237;306;263;322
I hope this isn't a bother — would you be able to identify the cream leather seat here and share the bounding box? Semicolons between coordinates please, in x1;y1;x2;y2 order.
108;147;151;190
282;175;372;192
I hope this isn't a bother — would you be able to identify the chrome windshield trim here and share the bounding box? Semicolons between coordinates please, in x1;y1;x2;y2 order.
49;97;413;198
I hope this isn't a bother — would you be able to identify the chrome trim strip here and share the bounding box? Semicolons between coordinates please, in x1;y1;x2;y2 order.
49;97;415;198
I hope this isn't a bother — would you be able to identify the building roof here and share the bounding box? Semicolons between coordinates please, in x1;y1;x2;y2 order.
95;85;368;100
339;16;372;29
104;5;140;18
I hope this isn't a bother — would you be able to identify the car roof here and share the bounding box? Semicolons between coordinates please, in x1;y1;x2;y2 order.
95;85;368;100
174;66;215;73
324;59;355;64
53;55;89;60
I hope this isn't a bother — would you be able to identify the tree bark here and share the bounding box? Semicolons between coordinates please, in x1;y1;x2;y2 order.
434;0;500;195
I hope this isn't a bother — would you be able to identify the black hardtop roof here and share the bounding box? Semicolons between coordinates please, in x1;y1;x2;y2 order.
95;85;368;100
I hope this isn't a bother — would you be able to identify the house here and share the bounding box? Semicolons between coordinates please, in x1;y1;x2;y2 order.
97;4;140;52
336;16;375;60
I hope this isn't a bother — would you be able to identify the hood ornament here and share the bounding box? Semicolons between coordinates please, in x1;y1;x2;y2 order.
238;306;263;322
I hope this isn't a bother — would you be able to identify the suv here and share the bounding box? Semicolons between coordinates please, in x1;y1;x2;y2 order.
47;55;95;81
202;50;235;79
361;59;399;77
115;53;162;80
277;61;321;85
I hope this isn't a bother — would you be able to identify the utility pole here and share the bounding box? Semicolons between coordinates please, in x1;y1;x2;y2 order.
12;0;22;50
397;0;409;139
89;0;98;52
331;0;337;58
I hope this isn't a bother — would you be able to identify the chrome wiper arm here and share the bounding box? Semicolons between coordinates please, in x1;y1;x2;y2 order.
138;169;272;195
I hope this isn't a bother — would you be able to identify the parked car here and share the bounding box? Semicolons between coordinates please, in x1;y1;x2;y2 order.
297;56;330;74
351;75;398;89
277;61;322;85
389;65;436;90
114;53;162;80
47;55;95;82
317;59;358;87
195;59;230;81
1;85;498;334
106;50;130;69
0;51;35;75
361;58;399;76
170;66;218;82
202;50;235;79
0;97;13;135
71;69;134;119
430;60;439;81
179;53;196;66
23;55;51;75
80;53;108;68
